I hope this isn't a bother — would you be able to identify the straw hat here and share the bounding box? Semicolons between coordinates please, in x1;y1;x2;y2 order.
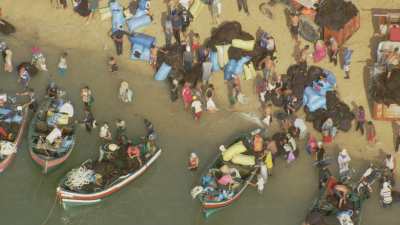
220;165;230;174
108;144;120;152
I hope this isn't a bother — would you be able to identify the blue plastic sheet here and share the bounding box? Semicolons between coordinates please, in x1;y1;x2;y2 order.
154;63;172;81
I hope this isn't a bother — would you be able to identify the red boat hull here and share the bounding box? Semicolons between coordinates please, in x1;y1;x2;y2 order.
57;149;162;206
0;108;29;173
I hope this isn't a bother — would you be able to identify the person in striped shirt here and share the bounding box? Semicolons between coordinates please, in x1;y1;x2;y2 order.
380;181;393;207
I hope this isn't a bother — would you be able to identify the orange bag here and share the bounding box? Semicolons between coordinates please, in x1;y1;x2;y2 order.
253;134;263;152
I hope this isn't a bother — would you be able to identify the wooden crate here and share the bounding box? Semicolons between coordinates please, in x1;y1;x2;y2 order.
322;15;360;46
373;102;400;121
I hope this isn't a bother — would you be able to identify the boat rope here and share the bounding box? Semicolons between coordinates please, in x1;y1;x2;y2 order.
39;195;58;225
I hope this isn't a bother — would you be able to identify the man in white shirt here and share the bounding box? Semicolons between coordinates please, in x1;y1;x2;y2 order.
191;96;202;121
99;123;112;141
58;101;74;117
46;126;62;144
179;0;192;10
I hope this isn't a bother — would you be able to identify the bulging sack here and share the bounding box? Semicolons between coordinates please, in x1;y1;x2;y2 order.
216;44;231;68
190;0;206;18
232;154;255;166
127;15;151;33
232;39;255;51
222;141;247;161
154;63;172;81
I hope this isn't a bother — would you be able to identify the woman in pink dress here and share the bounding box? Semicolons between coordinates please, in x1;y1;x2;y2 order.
181;82;192;111
313;40;327;63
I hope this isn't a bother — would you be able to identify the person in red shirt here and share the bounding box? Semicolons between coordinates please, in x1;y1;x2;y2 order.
127;143;143;167
181;82;192;111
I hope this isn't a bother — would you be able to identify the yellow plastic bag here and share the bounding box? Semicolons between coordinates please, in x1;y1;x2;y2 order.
232;154;255;166
216;44;231;68
232;39;255;51
222;141;247;161
189;0;206;18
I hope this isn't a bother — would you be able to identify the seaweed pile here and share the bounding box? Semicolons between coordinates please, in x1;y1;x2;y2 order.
370;69;400;105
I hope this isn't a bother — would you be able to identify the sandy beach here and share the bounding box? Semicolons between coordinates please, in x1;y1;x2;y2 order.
0;0;399;225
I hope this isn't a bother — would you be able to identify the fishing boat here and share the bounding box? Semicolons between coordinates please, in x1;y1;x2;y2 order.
0;93;29;173
307;168;365;225
28;90;75;174
56;119;162;208
191;131;259;217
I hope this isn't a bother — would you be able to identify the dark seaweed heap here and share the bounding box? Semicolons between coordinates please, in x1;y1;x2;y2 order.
371;69;400;105
315;0;358;31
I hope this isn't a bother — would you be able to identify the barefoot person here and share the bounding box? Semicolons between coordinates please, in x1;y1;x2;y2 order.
187;152;199;170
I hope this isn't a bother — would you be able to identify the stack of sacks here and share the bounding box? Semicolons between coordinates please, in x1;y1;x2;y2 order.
305;91;354;132
216;44;231;68
110;1;125;32
189;0;206;18
126;0;152;33
223;56;252;81
303;87;327;112
210;51;220;72
371;69;400;105
243;62;257;80
222;141;255;166
129;33;155;61
154;63;172;81
303;69;336;112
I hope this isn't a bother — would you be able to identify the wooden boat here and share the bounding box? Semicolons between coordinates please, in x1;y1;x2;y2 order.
57;120;161;208
0;103;29;173
307;169;365;225
193;132;258;216
28;93;75;174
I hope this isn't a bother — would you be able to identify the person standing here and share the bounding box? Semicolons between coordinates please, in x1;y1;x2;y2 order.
80;86;93;109
316;142;325;162
18;67;30;88
355;106;366;136
202;57;212;82
338;149;351;179
384;154;396;174
258;55;275;81
298;45;310;66
16;88;38;112
289;11;300;43
110;26;125;56
191;96;203;121
171;10;182;45
210;0;222;24
164;15;173;47
385;47;399;79
57;52;68;76
249;174;265;194
99;123;112;142
87;0;99;23
180;8;193;37
108;56;118;72
3;47;12;72
366;121;376;144
183;45;193;72
236;0;249;16
328;37;339;66
342;47;353;79
181;82;192;111
188;152;199;170
82;108;96;132
380;181;393;208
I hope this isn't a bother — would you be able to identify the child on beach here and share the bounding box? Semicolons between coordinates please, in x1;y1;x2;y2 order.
58;52;68;76
108;56;118;72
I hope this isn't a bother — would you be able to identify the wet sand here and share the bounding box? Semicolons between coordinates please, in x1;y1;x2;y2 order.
0;0;399;225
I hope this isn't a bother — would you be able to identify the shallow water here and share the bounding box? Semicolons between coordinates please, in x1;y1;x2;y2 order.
1;0;400;225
